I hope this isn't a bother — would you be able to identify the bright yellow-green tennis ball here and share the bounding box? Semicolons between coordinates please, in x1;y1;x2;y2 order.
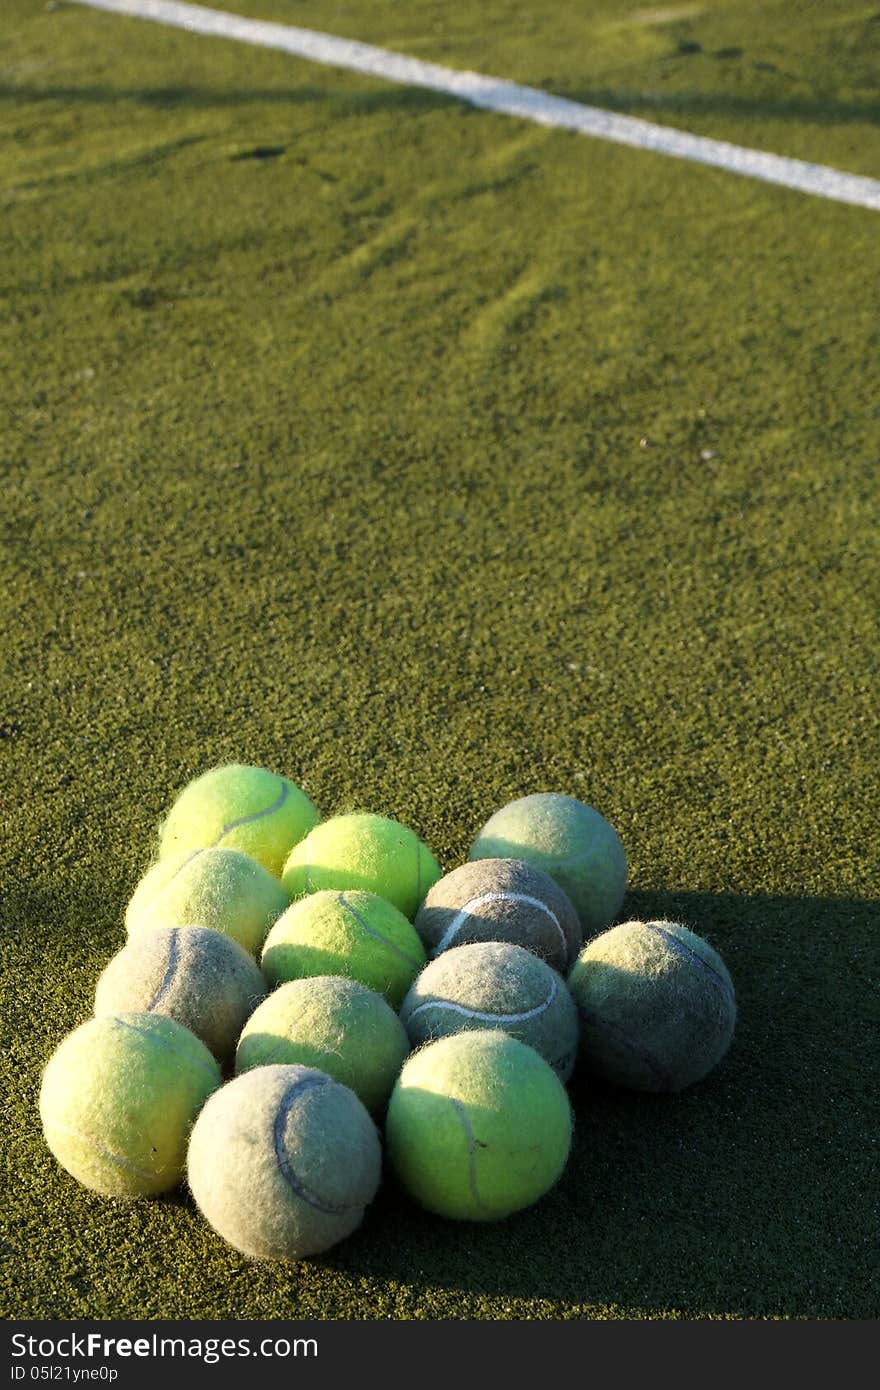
281;812;441;919
469;792;627;936
399;941;579;1082
261;890;426;1008
567;919;736;1092
125;847;289;956
159;763;320;877
386;1030;572;1221
187;1064;382;1260
39;1013;221;1198
236;976;409;1113
95;927;267;1066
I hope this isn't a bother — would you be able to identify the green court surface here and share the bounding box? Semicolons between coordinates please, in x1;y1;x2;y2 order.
1;0;877;1320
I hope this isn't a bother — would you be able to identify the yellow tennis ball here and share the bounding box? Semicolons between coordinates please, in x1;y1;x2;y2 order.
281;812;441;919
469;792;627;936
386;1030;573;1221
125;847;289;956
39;1013;221;1198
261;890;426;1008
235;976;409;1113
159;763;320;877
187;1064;382;1260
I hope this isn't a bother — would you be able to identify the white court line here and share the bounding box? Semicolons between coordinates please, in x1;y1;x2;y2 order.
68;0;880;212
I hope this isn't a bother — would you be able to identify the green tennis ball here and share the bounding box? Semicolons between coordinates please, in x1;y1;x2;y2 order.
400;941;579;1082
261;889;426;1008
567;919;736;1092
469;793;627;936
187;1064;382;1260
415;858;582;973
159;763;320;877
281;812;441;919
95;927;267;1066
236;976;409;1113
39;1013;221;1198
386;1030;572;1221
126;847;289;956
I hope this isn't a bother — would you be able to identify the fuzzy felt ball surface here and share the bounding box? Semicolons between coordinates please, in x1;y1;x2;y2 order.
567;919;736;1091
187;1064;382;1260
39;1012;221;1198
386;1030;572;1221
469;793;627;936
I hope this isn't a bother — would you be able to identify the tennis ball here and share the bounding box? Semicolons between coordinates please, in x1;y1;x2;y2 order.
469;792;627;935
386;1030;572;1221
159;763;320;877
567;919;736;1092
281;812;441;919
126;847;289;956
39;1013;221;1198
236;976;409;1113
415;857;582;973
400;941;579;1082
261;889;426;1008
95;927;267;1066
187;1064;382;1260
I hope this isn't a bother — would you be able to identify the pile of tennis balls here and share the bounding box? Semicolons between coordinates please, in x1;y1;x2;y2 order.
39;764;737;1261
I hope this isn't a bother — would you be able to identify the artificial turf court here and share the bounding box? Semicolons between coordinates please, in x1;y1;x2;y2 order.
1;0;878;1322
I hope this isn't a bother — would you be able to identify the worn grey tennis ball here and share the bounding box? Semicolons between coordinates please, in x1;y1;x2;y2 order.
399;941;579;1082
95;926;267;1067
187;1064;382;1260
567;919;736;1092
468;792;627;936
414;858;582;973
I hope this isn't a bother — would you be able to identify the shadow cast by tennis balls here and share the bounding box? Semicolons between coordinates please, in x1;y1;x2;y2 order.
320;889;875;1319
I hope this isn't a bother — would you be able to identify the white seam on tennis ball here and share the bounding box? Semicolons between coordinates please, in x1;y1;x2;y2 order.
643;923;735;1006
448;1098;492;1214
147;929;181;1010
338;893;423;969
213;778;289;846
109;1016;218;1081
42;1120;160;1180
431;892;568;958
141;846;206;915
272;1074;361;1214
128;844;208;928
408;975;558;1025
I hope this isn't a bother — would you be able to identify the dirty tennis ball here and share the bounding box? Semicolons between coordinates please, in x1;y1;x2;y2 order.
159;763;320;878
125;847;289;956
400;941;579;1082
469;792;627;936
567;919;736;1092
39;1012;221;1198
281;812;441;919
236;976;409;1113
386;1030;572;1221
95;927;267;1067
415;857;582;973
187;1063;382;1260
261;889;426;1008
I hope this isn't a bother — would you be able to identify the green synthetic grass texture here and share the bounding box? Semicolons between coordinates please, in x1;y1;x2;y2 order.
1;0;878;1321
